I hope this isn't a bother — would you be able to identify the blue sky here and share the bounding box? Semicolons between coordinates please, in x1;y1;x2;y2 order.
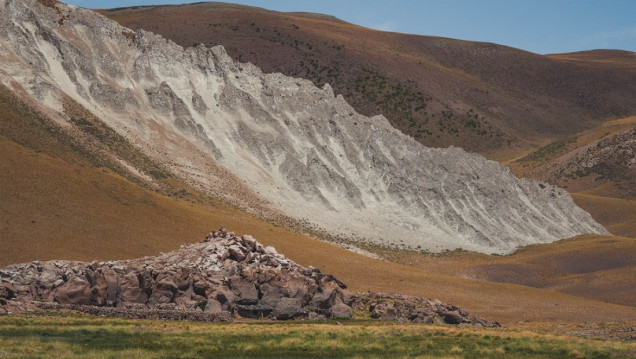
64;0;636;54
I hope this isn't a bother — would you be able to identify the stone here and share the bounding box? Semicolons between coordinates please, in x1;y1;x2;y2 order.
229;278;258;305
203;299;223;314
329;303;353;319
0;228;500;327
236;304;273;319
259;284;288;307
54;276;92;305
101;268;119;303
148;276;177;305
192;275;211;296
272;297;302;320
310;287;344;309
38;270;61;289
443;311;464;325
228;245;246;262
90;273;108;305
119;273;148;304
412;315;435;324
0;282;16;299
242;235;256;251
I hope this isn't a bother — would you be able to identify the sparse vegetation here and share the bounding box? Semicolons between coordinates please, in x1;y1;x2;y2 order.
0;314;632;358
516;139;576;163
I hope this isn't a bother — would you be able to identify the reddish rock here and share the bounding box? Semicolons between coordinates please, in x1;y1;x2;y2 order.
119;273;148;304
54;276;92;305
229;278;258;305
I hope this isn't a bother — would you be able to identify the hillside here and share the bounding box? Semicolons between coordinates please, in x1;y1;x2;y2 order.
505;115;636;236
508;116;636;200
0;0;607;255
101;2;636;157
99;2;636;238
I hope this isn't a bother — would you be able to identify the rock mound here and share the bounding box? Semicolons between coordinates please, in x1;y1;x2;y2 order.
0;228;348;321
0;228;498;327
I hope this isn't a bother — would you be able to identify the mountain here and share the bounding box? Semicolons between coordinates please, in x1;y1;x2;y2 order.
100;2;636;158
0;0;607;255
99;2;636;240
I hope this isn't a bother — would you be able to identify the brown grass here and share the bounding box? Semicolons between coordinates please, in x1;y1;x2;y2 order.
572;192;636;238
378;234;636;307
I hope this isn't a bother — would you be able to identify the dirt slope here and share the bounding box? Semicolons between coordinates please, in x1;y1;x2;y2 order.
100;2;636;156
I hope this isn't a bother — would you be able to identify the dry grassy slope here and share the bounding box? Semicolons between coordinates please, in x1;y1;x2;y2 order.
504;116;636;234
380;234;636;307
571;193;636;238
100;3;636;155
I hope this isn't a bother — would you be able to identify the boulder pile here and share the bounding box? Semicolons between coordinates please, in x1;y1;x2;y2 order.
0;228;499;327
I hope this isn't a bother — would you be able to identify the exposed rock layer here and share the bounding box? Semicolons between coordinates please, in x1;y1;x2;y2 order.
0;0;607;253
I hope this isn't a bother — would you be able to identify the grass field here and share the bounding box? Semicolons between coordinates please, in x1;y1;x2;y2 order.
0;314;633;358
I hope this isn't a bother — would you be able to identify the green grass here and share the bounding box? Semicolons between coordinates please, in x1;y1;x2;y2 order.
0;314;633;358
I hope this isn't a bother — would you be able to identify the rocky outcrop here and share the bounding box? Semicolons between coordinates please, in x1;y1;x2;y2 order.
0;0;607;254
351;293;499;327
0;228;498;327
0;228;349;321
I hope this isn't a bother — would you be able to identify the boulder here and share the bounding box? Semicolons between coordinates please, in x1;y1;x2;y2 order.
90;273;108;305
412;315;435;324
228;245;246;262
229;278;258;305
119;273;148;304
37;270;61;290
148;277;177;305
203;299;223;314
54;276;92;305
329;303;353;319
236;304;273;319
0;282;16;299
443;310;464;325
101;268;119;303
259;284;288;307
272;297;302;320
310;286;344;309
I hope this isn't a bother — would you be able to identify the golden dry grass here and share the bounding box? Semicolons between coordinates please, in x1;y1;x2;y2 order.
379;234;636;307
572;192;636;238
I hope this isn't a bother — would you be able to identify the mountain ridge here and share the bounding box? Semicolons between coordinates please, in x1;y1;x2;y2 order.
0;0;607;254
100;1;636;157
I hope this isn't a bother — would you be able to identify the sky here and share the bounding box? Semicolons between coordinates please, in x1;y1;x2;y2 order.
63;0;636;55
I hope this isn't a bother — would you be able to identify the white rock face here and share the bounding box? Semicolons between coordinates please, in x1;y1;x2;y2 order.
0;0;608;254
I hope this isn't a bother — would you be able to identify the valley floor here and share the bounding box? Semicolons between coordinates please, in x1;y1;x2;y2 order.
0;314;634;358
